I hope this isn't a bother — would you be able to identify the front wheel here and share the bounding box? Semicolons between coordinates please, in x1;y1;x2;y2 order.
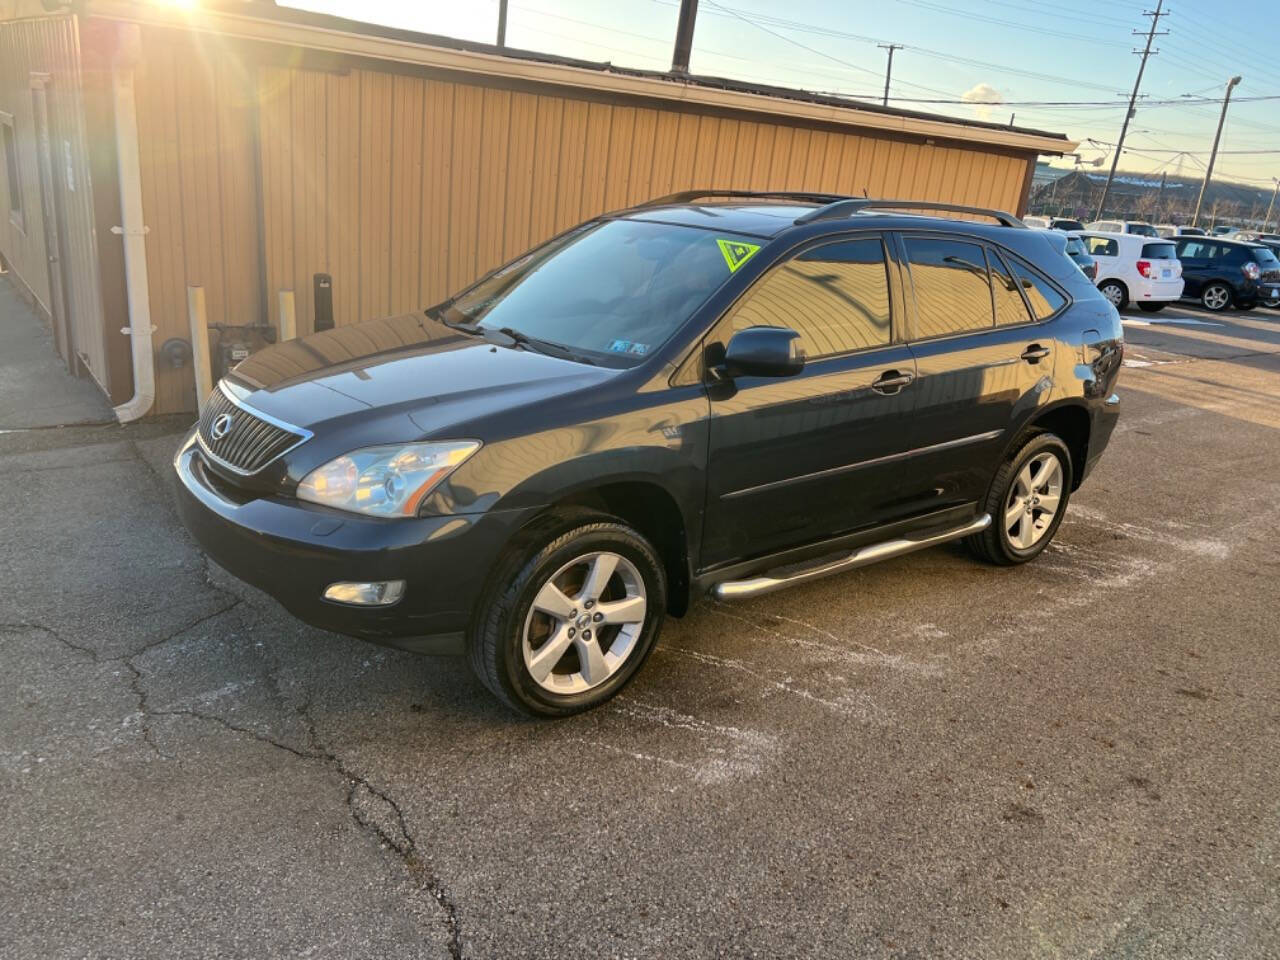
469;513;667;716
1137;302;1166;313
1200;282;1232;311
967;432;1074;566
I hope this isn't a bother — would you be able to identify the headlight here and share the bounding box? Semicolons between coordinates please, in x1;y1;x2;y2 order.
297;441;480;517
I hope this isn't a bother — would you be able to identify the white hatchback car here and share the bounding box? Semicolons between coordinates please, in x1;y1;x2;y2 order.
1073;231;1184;311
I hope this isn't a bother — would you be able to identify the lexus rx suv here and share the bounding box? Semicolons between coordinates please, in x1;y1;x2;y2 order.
174;192;1123;716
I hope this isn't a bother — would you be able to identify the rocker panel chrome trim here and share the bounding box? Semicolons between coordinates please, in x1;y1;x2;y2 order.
711;514;992;600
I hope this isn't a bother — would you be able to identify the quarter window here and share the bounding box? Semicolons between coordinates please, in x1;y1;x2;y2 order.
725;237;891;359
1006;255;1066;319
903;236;994;338
987;249;1033;326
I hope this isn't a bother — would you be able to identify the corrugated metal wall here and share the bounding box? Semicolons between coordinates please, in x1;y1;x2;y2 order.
0;15;106;384
254;65;1032;336
126;29;1035;415
131;34;261;415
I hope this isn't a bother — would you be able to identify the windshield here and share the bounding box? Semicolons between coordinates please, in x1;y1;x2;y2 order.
1127;223;1158;237
436;219;753;365
1064;237;1087;256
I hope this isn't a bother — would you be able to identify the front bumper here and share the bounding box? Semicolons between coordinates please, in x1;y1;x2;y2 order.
172;433;535;654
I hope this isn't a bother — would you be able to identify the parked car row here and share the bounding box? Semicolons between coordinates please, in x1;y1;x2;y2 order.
1038;220;1280;312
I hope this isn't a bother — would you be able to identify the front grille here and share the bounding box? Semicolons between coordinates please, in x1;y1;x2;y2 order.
197;384;308;475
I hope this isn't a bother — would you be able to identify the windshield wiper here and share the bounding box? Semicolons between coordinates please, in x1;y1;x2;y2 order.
494;327;598;366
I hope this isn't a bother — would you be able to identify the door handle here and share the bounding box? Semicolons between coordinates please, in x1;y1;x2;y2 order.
1020;344;1050;363
871;370;915;395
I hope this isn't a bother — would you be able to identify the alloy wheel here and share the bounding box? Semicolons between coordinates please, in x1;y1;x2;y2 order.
1100;283;1124;307
521;551;648;694
1004;452;1064;550
1202;284;1230;311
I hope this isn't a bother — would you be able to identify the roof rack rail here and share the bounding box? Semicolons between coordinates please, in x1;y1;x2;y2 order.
795;199;1026;228
642;189;854;207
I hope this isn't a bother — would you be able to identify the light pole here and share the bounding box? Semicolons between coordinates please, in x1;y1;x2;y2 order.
1193;75;1243;227
1265;178;1280;233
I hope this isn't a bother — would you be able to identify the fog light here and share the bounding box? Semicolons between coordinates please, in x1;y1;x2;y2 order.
323;580;405;606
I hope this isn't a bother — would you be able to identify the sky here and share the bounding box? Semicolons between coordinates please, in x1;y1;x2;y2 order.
283;0;1280;189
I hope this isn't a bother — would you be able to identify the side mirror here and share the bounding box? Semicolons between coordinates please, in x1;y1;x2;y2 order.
718;326;805;379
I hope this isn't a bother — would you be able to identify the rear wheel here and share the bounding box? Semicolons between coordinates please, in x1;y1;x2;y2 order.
1098;280;1128;310
1137;302;1166;312
967;432;1073;566
469;512;667;716
1200;282;1232;311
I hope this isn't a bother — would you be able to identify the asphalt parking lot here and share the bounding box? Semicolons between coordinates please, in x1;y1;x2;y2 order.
3;291;1279;959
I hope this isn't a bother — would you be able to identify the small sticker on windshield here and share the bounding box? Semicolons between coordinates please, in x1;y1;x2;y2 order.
717;238;761;273
609;339;649;356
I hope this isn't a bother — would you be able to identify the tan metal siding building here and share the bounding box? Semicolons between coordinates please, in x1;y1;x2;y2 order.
0;0;1075;418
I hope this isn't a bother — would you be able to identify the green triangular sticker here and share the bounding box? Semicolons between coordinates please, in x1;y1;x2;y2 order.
717;238;760;273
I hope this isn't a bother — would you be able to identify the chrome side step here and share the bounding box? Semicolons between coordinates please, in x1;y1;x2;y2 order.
711;514;992;601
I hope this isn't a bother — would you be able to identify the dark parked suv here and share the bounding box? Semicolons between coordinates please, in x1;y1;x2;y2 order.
174;192;1124;716
1174;236;1280;310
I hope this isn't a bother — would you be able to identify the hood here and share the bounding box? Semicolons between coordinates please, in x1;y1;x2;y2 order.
226;313;614;433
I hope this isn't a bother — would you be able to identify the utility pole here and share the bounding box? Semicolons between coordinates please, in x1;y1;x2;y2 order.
1265;178;1279;232
1157;171;1166;220
1192;75;1242;227
496;0;507;47
671;0;698;73
1096;0;1168;219
877;44;902;107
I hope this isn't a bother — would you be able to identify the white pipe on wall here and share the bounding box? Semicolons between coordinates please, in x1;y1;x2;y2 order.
110;22;156;423
186;285;212;408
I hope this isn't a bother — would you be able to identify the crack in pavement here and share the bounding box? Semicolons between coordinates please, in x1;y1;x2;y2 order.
3;609;466;957
156;704;465;959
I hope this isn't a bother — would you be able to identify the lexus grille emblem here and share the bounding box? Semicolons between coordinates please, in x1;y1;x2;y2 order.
210;412;235;441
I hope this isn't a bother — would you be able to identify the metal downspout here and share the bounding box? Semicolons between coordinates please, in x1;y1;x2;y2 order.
110;23;155;423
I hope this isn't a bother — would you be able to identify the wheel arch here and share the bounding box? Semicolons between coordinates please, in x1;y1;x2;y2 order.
1016;401;1092;491
527;480;694;617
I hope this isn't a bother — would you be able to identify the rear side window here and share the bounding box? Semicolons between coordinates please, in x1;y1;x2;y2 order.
1142;242;1177;259
726;237;891;359
986;250;1033;326
903;236;993;338
1006;256;1067;320
1084;236;1118;257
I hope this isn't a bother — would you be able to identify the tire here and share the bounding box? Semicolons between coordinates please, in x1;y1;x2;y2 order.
966;432;1074;566
468;511;667;717
1263;299;1280;309
1137;302;1166;313
1200;282;1233;311
1098;280;1128;310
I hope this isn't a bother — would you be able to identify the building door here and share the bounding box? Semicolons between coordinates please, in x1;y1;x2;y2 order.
30;76;73;372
